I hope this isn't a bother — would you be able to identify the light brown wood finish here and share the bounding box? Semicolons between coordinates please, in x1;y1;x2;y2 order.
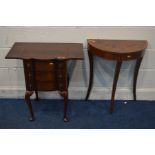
86;39;148;113
88;39;147;60
6;42;84;122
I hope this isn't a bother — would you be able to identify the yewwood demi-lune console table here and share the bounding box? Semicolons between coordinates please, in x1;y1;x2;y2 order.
6;42;83;122
85;39;148;113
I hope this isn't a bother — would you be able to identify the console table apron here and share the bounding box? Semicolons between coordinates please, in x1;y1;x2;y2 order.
85;39;148;113
6;43;83;122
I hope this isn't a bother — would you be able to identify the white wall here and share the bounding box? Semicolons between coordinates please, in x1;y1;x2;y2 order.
0;26;155;100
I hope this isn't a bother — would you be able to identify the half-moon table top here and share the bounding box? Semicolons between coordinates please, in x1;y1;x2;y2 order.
88;39;148;60
5;42;84;60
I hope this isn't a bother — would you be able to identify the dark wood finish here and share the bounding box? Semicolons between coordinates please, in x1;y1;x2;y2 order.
35;91;39;101
5;43;83;60
24;59;69;121
85;50;94;100
109;61;122;113
23;59;67;91
133;57;143;101
25;91;34;121
86;39;148;112
59;91;69;122
6;42;83;121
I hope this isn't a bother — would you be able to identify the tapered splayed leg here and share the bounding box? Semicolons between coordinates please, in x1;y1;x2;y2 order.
25;91;35;121
109;61;122;113
85;51;94;100
59;91;69;122
133;57;143;101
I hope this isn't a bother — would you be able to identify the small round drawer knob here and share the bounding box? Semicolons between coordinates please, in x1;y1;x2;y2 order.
59;64;62;67
27;64;30;67
58;75;62;78
127;55;131;58
59;84;63;88
49;63;53;65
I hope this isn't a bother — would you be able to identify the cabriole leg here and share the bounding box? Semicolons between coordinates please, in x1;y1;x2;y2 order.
59;91;69;122
25;91;35;121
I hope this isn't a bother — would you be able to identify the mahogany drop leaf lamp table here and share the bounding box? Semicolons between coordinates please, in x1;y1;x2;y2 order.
85;39;148;113
6;42;84;122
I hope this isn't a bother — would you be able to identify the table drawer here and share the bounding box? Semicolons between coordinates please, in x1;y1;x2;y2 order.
35;62;55;71
24;61;55;71
120;53;143;60
23;60;68;91
36;81;57;91
35;71;56;81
